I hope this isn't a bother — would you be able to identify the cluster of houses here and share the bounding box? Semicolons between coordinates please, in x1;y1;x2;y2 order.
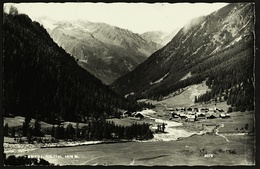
120;111;144;120
118;105;231;123
166;106;230;122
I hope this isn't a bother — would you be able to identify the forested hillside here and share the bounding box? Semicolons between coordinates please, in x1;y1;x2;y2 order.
3;10;152;123
112;3;254;111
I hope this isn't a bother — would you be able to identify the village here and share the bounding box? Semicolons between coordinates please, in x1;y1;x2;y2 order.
166;105;230;122
119;104;231;123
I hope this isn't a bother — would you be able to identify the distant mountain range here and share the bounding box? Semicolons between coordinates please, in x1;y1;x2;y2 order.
36;17;172;84
111;3;254;111
141;28;180;47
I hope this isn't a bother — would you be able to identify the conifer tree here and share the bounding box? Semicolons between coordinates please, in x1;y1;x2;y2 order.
33;115;44;137
75;122;80;138
51;125;55;137
11;127;16;137
4;123;9;136
27;128;32;143
65;123;75;139
54;125;65;139
22;116;31;137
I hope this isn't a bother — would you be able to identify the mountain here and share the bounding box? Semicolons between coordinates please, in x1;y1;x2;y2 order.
3;11;151;123
141;31;167;49
37;18;159;84
141;28;180;47
111;3;254;111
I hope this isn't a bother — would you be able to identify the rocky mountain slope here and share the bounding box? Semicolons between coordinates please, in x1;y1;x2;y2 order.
111;3;254;111
37;18;160;84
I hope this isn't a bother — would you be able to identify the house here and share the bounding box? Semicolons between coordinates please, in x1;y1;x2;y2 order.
179;113;187;119
207;110;215;114
216;108;224;112
201;108;209;113
187;108;194;115
220;113;226;118
186;115;196;122
171;112;179;118
121;111;132;118
197;113;206;119
206;113;218;119
188;112;195;115
225;113;231;118
173;114;179;118
180;108;186;112
194;108;199;112
135;113;144;120
166;107;174;111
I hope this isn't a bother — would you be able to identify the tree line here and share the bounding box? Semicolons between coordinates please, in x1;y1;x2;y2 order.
47;120;153;141
4;117;154;142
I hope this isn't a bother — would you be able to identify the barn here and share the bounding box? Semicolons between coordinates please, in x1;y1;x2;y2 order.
134;113;144;120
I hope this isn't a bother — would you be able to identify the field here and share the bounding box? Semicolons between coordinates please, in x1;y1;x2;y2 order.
4;116;90;128
139;82;210;108
17;134;254;166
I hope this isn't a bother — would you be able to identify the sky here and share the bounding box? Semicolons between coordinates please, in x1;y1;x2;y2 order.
4;2;228;34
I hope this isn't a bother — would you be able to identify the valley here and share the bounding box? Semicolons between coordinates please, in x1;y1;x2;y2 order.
4;88;255;165
3;3;255;166
4;106;254;166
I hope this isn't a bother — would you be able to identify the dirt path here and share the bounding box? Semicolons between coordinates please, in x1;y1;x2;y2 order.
81;155;111;165
214;125;229;142
130;158;135;165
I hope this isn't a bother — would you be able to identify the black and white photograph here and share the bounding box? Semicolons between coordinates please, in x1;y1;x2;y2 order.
2;1;256;166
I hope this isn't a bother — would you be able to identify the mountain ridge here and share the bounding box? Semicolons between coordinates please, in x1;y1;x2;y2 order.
36;18;162;84
111;3;254;111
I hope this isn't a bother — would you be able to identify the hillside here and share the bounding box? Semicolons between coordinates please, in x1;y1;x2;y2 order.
37;18;160;84
111;3;254;111
3;11;151;123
